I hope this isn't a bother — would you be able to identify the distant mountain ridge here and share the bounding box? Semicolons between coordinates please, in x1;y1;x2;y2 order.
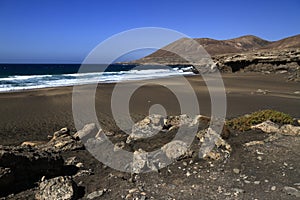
133;34;300;65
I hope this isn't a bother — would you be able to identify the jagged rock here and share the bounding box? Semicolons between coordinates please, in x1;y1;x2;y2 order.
65;156;79;166
40;128;84;152
86;189;108;199
161;140;189;160
73;169;93;178
132;149;158;173
251;121;300;135
279;124;300;135
21;128;84;153
127;114;165;143
0;145;64;197
21;141;47;147
73;123;98;140
244;140;265;146
114;141;125;151
35;176;78;200
20;128;84;152
198;128;231;160
163;114;196;130
251;120;280;133
53;127;70;139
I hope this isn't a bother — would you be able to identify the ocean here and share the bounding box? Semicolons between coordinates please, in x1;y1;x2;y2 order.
0;64;194;92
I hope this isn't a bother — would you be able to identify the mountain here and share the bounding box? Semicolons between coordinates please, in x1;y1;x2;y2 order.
132;34;300;65
261;34;300;50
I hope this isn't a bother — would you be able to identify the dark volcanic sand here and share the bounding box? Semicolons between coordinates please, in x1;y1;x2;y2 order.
0;72;299;145
0;72;300;199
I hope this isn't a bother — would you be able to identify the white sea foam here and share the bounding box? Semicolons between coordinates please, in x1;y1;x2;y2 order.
0;67;194;92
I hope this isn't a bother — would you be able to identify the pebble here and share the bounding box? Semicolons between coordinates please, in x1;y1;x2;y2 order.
87;189;107;199
233;168;240;174
257;156;263;161
128;188;139;194
254;181;260;185
186;171;191;177
183;161;188;166
244;180;251;184
271;186;276;191
75;162;84;168
232;188;245;194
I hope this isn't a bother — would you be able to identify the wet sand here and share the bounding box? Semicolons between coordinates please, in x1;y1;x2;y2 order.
0;72;299;145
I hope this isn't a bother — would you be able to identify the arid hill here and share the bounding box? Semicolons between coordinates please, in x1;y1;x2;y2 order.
131;34;300;77
132;34;300;65
261;34;300;50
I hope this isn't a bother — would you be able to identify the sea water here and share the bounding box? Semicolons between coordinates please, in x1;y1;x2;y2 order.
0;64;194;92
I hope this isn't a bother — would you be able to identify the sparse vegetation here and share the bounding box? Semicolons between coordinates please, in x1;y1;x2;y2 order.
227;109;294;131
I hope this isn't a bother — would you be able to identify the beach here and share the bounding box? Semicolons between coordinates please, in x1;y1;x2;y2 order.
0;72;300;199
0;72;299;145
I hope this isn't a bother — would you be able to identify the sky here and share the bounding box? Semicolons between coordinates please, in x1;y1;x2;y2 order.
0;0;299;63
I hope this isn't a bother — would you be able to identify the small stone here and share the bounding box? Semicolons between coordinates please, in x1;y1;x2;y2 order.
125;193;132;199
244;180;251;184
244;141;265;146
254;181;260;185
271;186;276;191
233;168;240;174
232;188;244;194
75;162;84;168
186;171;191;177
128;188;139;194
87;189;107;199
65;156;78;165
183;161;188;166
257;156;263;161
140;196;146;200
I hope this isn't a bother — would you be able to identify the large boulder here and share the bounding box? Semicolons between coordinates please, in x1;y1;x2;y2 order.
251;121;300;135
35;176;78;200
21;128;84;153
127;114;165;143
251;120;280;133
42;128;84;152
0;145;64;197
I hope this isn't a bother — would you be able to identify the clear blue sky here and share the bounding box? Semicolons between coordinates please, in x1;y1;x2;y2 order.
0;0;299;63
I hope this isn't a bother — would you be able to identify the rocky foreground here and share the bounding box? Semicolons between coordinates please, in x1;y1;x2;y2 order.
0;111;300;199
